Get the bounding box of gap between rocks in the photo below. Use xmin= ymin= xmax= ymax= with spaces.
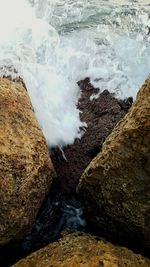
xmin=0 ymin=78 xmax=132 ymax=267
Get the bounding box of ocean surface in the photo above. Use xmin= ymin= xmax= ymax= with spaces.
xmin=0 ymin=0 xmax=150 ymax=146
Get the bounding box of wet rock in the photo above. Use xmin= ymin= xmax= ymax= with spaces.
xmin=0 ymin=78 xmax=55 ymax=245
xmin=12 ymin=232 xmax=150 ymax=267
xmin=51 ymin=78 xmax=132 ymax=194
xmin=78 ymin=77 xmax=150 ymax=253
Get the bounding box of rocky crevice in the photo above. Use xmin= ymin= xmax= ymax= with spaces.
xmin=0 ymin=78 xmax=132 ymax=266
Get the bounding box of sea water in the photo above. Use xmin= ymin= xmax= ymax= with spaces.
xmin=0 ymin=0 xmax=149 ymax=146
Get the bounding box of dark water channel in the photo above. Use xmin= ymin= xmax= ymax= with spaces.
xmin=0 ymin=177 xmax=86 ymax=267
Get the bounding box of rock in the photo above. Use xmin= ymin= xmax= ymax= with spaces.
xmin=51 ymin=78 xmax=132 ymax=194
xmin=0 ymin=78 xmax=55 ymax=245
xmin=77 ymin=77 xmax=150 ymax=253
xmin=12 ymin=232 xmax=150 ymax=267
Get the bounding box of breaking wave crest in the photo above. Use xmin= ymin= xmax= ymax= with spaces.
xmin=0 ymin=0 xmax=149 ymax=146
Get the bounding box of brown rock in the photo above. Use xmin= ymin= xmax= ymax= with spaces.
xmin=51 ymin=78 xmax=132 ymax=194
xmin=0 ymin=78 xmax=55 ymax=245
xmin=77 ymin=77 xmax=150 ymax=252
xmin=12 ymin=232 xmax=150 ymax=267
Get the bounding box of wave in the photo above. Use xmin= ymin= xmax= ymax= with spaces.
xmin=0 ymin=0 xmax=149 ymax=146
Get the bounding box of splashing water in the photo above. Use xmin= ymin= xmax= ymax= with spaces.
xmin=0 ymin=0 xmax=149 ymax=146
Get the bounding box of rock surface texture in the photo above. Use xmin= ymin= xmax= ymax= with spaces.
xmin=78 ymin=77 xmax=150 ymax=253
xmin=51 ymin=78 xmax=132 ymax=194
xmin=0 ymin=78 xmax=55 ymax=245
xmin=12 ymin=232 xmax=150 ymax=267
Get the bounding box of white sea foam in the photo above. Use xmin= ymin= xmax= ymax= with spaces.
xmin=0 ymin=0 xmax=149 ymax=146
xmin=0 ymin=0 xmax=84 ymax=147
